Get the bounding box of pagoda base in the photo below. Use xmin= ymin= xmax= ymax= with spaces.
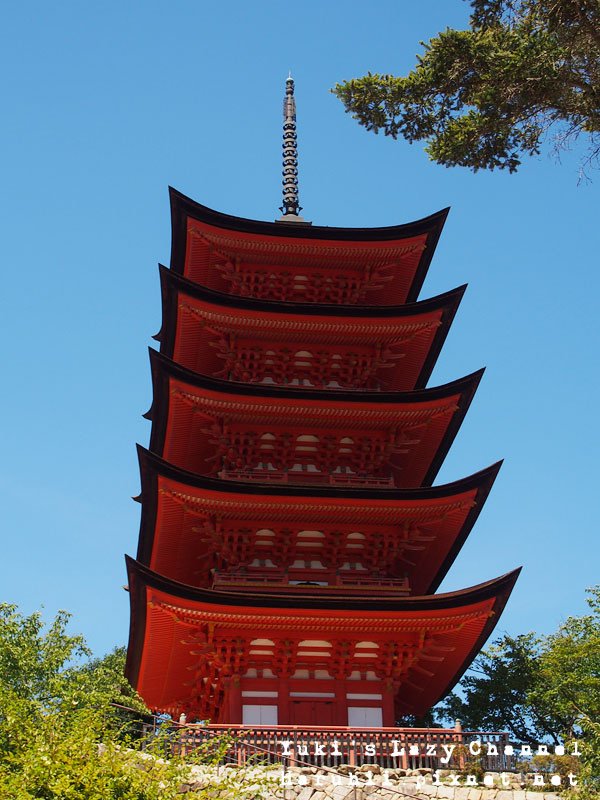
xmin=151 ymin=721 xmax=512 ymax=773
xmin=226 ymin=676 xmax=395 ymax=727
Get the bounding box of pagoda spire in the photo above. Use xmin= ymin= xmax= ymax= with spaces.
xmin=278 ymin=73 xmax=309 ymax=223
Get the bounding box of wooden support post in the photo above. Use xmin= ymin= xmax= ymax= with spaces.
xmin=382 ymin=680 xmax=395 ymax=728
xmin=335 ymin=681 xmax=347 ymax=726
xmin=227 ymin=676 xmax=242 ymax=724
xmin=278 ymin=678 xmax=289 ymax=724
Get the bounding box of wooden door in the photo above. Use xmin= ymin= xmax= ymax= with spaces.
xmin=290 ymin=700 xmax=335 ymax=725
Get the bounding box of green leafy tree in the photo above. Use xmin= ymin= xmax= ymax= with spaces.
xmin=0 ymin=605 xmax=88 ymax=710
xmin=0 ymin=604 xmax=275 ymax=799
xmin=531 ymin=587 xmax=600 ymax=793
xmin=333 ymin=0 xmax=600 ymax=174
xmin=0 ymin=604 xmax=182 ymax=799
xmin=531 ymin=587 xmax=600 ymax=732
xmin=437 ymin=632 xmax=566 ymax=742
xmin=0 ymin=605 xmax=145 ymax=757
xmin=438 ymin=588 xmax=600 ymax=794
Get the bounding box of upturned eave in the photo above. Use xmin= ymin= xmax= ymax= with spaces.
xmin=156 ymin=264 xmax=466 ymax=390
xmin=124 ymin=554 xmax=520 ymax=716
xmin=135 ymin=445 xmax=501 ymax=596
xmin=146 ymin=349 xmax=483 ymax=488
xmin=169 ymin=188 xmax=449 ymax=304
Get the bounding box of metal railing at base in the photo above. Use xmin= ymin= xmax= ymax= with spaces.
xmin=119 ymin=708 xmax=512 ymax=773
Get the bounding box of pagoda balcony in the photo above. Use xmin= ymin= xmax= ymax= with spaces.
xmin=219 ymin=468 xmax=395 ymax=488
xmin=211 ymin=568 xmax=410 ymax=596
xmin=152 ymin=721 xmax=512 ymax=773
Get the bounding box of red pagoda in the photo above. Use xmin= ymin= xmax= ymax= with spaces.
xmin=125 ymin=76 xmax=519 ymax=727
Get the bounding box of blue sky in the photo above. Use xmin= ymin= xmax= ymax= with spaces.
xmin=1 ymin=0 xmax=598 ymax=658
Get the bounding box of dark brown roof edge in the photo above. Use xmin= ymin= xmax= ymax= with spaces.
xmin=125 ymin=552 xmax=520 ymax=705
xmin=148 ymin=347 xmax=484 ymax=406
xmin=134 ymin=443 xmax=502 ymax=566
xmin=137 ymin=443 xmax=501 ymax=500
xmin=156 ymin=261 xmax=466 ymax=336
xmin=424 ymin=566 xmax=521 ymax=713
xmin=424 ymin=462 xmax=500 ymax=594
xmin=169 ymin=186 xmax=450 ymax=242
xmin=126 ymin=553 xmax=521 ymax=612
xmin=421 ymin=367 xmax=484 ymax=486
xmin=124 ymin=554 xmax=148 ymax=690
xmin=415 ymin=285 xmax=464 ymax=389
xmin=146 ymin=349 xmax=484 ymax=465
xmin=168 ymin=188 xmax=449 ymax=302
xmin=156 ymin=266 xmax=465 ymax=389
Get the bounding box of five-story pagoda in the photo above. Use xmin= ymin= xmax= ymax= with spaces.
xmin=125 ymin=76 xmax=519 ymax=727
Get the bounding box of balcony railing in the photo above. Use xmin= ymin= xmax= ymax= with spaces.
xmin=212 ymin=569 xmax=410 ymax=595
xmin=220 ymin=469 xmax=394 ymax=488
xmin=138 ymin=718 xmax=513 ymax=772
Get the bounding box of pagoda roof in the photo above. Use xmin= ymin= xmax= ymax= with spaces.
xmin=169 ymin=188 xmax=449 ymax=304
xmin=147 ymin=349 xmax=483 ymax=488
xmin=125 ymin=555 xmax=520 ymax=717
xmin=135 ymin=445 xmax=501 ymax=596
xmin=156 ymin=265 xmax=466 ymax=391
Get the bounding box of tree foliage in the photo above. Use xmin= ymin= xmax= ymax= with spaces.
xmin=531 ymin=587 xmax=600 ymax=732
xmin=437 ymin=632 xmax=567 ymax=742
xmin=437 ymin=587 xmax=600 ymax=794
xmin=531 ymin=587 xmax=600 ymax=792
xmin=0 ymin=604 xmax=271 ymax=799
xmin=333 ymin=0 xmax=600 ymax=173
xmin=0 ymin=603 xmax=177 ymax=799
